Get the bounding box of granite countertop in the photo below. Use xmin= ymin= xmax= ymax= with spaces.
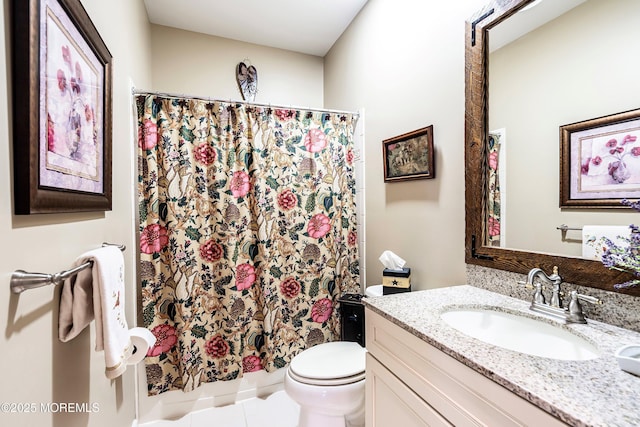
xmin=363 ymin=285 xmax=640 ymax=427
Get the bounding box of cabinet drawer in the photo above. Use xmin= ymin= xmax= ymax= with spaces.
xmin=366 ymin=308 xmax=567 ymax=427
xmin=366 ymin=353 xmax=452 ymax=427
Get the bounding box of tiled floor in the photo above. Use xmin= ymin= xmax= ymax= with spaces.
xmin=139 ymin=391 xmax=300 ymax=427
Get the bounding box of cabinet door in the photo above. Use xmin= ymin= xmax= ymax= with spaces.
xmin=366 ymin=353 xmax=453 ymax=427
xmin=366 ymin=308 xmax=568 ymax=427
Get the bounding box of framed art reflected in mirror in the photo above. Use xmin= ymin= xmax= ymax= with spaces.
xmin=560 ymin=108 xmax=640 ymax=208
xmin=12 ymin=0 xmax=112 ymax=214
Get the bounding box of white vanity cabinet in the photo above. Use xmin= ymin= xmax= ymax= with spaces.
xmin=365 ymin=308 xmax=567 ymax=427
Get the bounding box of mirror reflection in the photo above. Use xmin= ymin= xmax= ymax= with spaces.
xmin=486 ymin=0 xmax=639 ymax=258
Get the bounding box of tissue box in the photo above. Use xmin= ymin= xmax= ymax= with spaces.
xmin=382 ymin=268 xmax=411 ymax=295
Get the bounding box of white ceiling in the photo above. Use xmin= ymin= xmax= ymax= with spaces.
xmin=143 ymin=0 xmax=369 ymax=57
xmin=490 ymin=0 xmax=586 ymax=52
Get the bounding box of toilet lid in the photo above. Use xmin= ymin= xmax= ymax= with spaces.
xmin=289 ymin=341 xmax=366 ymax=386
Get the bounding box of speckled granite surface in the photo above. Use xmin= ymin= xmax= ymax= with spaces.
xmin=467 ymin=264 xmax=640 ymax=333
xmin=363 ymin=285 xmax=640 ymax=427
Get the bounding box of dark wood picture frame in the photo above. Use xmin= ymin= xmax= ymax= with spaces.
xmin=383 ymin=125 xmax=435 ymax=182
xmin=560 ymin=108 xmax=640 ymax=208
xmin=12 ymin=0 xmax=112 ymax=214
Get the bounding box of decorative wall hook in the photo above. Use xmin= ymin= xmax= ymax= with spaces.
xmin=236 ymin=61 xmax=258 ymax=102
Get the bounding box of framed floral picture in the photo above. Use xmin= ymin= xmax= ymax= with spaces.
xmin=12 ymin=0 xmax=112 ymax=214
xmin=560 ymin=109 xmax=640 ymax=208
xmin=383 ymin=126 xmax=435 ymax=182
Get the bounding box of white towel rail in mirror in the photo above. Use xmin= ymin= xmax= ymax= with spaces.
xmin=10 ymin=243 xmax=126 ymax=294
xmin=557 ymin=225 xmax=582 ymax=232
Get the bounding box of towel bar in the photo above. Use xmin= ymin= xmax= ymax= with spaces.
xmin=557 ymin=224 xmax=582 ymax=232
xmin=10 ymin=243 xmax=126 ymax=294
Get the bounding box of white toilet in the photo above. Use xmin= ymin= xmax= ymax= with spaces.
xmin=284 ymin=294 xmax=367 ymax=427
xmin=284 ymin=341 xmax=366 ymax=427
xmin=364 ymin=285 xmax=383 ymax=298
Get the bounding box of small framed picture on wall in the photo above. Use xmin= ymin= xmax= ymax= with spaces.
xmin=383 ymin=125 xmax=435 ymax=182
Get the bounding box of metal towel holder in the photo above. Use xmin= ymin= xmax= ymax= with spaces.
xmin=557 ymin=224 xmax=582 ymax=232
xmin=10 ymin=243 xmax=126 ymax=294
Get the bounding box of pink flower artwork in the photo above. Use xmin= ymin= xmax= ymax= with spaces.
xmin=307 ymin=213 xmax=331 ymax=239
xmin=44 ymin=36 xmax=100 ymax=171
xmin=236 ymin=263 xmax=256 ymax=290
xmin=580 ymin=132 xmax=640 ymax=186
xmin=56 ymin=69 xmax=67 ymax=92
xmin=84 ymin=104 xmax=94 ymax=123
xmin=61 ymin=45 xmax=71 ymax=66
xmin=47 ymin=114 xmax=56 ymax=152
xmin=140 ymin=224 xmax=169 ymax=254
xmin=311 ymin=298 xmax=333 ymax=323
xmin=147 ymin=324 xmax=178 ymax=357
xmin=74 ymin=62 xmax=83 ymax=83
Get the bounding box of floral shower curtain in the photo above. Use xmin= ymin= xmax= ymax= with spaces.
xmin=135 ymin=94 xmax=360 ymax=395
xmin=487 ymin=131 xmax=501 ymax=246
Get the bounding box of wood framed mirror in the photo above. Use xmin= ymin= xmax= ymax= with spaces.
xmin=464 ymin=0 xmax=640 ymax=296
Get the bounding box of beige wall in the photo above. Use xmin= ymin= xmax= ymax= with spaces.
xmin=324 ymin=0 xmax=487 ymax=290
xmin=148 ymin=25 xmax=324 ymax=107
xmin=0 ymin=0 xmax=152 ymax=426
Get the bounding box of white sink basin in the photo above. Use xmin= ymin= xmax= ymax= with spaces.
xmin=441 ymin=308 xmax=600 ymax=360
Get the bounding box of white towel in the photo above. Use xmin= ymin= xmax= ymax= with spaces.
xmin=58 ymin=246 xmax=132 ymax=379
xmin=582 ymin=225 xmax=630 ymax=260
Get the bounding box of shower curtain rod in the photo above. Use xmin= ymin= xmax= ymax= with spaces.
xmin=132 ymin=88 xmax=360 ymax=118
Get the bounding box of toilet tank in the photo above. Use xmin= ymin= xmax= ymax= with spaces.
xmin=338 ymin=294 xmax=365 ymax=347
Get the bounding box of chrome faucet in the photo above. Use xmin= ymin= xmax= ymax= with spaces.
xmin=521 ymin=267 xmax=601 ymax=324
xmin=527 ymin=267 xmax=562 ymax=307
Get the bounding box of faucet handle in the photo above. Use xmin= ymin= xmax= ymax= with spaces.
xmin=518 ymin=280 xmax=546 ymax=304
xmin=574 ymin=292 xmax=602 ymax=306
xmin=517 ymin=280 xmax=544 ymax=289
xmin=532 ymin=283 xmax=546 ymax=304
xmin=567 ymin=291 xmax=601 ymax=323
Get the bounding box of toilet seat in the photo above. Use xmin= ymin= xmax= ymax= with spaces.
xmin=289 ymin=341 xmax=366 ymax=386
